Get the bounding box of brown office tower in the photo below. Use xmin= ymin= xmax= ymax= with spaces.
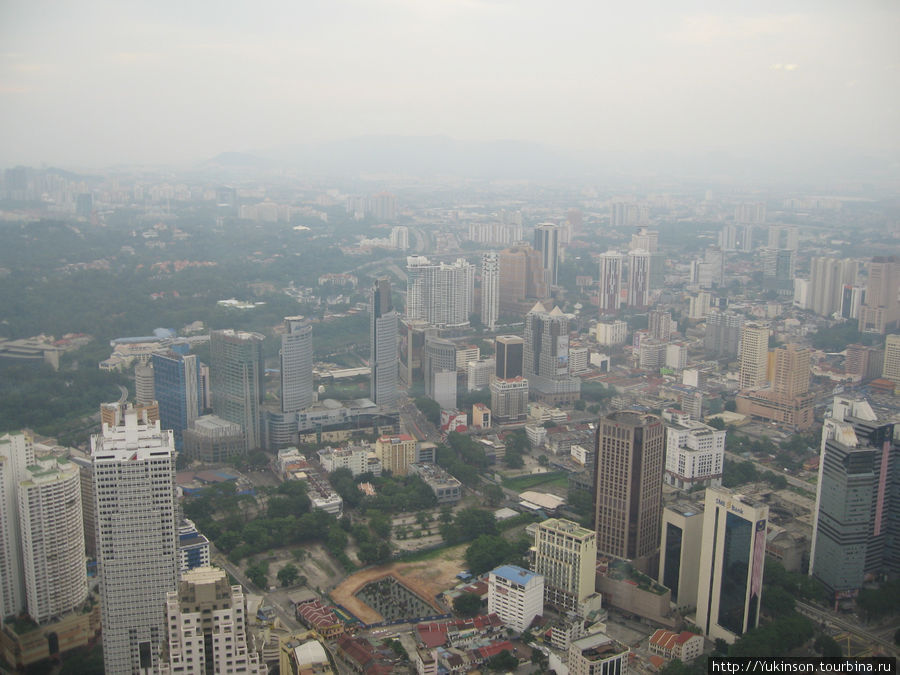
xmin=495 ymin=335 xmax=524 ymax=379
xmin=594 ymin=411 xmax=665 ymax=573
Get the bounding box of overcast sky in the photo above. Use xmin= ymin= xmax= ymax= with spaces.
xmin=1 ymin=0 xmax=898 ymax=169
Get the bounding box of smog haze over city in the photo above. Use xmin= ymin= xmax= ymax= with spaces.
xmin=1 ymin=1 xmax=900 ymax=674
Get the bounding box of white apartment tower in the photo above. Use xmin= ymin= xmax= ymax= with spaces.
xmin=481 ymin=251 xmax=500 ymax=331
xmin=534 ymin=223 xmax=560 ymax=288
xmin=487 ymin=565 xmax=544 ymax=633
xmin=0 ymin=432 xmax=32 ymax=620
xmin=597 ymin=251 xmax=623 ymax=313
xmin=281 ymin=316 xmax=314 ymax=413
xmin=370 ymin=278 xmax=399 ymax=407
xmin=627 ymin=250 xmax=651 ymax=308
xmin=406 ymin=256 xmax=474 ymax=328
xmin=158 ymin=567 xmax=267 ymax=674
xmin=92 ymin=408 xmax=178 ymax=674
xmin=533 ymin=518 xmax=597 ymax=613
xmin=18 ymin=456 xmax=87 ymax=624
xmin=739 ymin=323 xmax=769 ymax=389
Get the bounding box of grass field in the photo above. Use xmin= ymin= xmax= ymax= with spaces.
xmin=502 ymin=471 xmax=569 ymax=492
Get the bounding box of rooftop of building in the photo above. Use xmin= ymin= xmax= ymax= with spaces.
xmin=490 ymin=564 xmax=540 ymax=585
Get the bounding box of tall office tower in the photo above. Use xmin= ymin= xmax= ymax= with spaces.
xmin=658 ymin=502 xmax=704 ymax=610
xmin=689 ymin=291 xmax=712 ymax=320
xmin=883 ymin=334 xmax=900 ymax=385
xmin=734 ymin=202 xmax=766 ymax=225
xmin=370 ymin=279 xmax=399 ymax=407
xmin=423 ymin=336 xmax=457 ymax=408
xmin=810 ymin=396 xmax=899 ymax=604
xmin=18 ymin=456 xmax=87 ymax=624
xmin=766 ymin=225 xmax=783 ymax=249
xmin=533 ymin=518 xmax=597 ymax=613
xmin=0 ymin=432 xmax=33 ymax=619
xmin=406 ymin=256 xmax=474 ymax=328
xmin=370 ymin=191 xmax=398 ymax=220
xmin=281 ymin=317 xmax=313 ymax=413
xmin=762 ymin=248 xmax=795 ymax=295
xmin=210 ymin=329 xmax=265 ymax=452
xmin=696 ymin=486 xmax=768 ymax=644
xmin=597 ymin=250 xmax=623 ymax=313
xmin=135 ymin=362 xmax=156 ymax=405
xmin=390 ymin=225 xmax=409 ymax=250
xmin=738 ymin=323 xmax=769 ymax=389
xmin=809 ymin=257 xmax=858 ymax=317
xmin=490 ymin=377 xmax=529 ymax=423
xmin=610 ymin=201 xmax=648 ymax=227
xmin=498 ymin=245 xmax=548 ymax=314
xmin=593 ymin=411 xmax=665 ymax=569
xmin=630 ymin=226 xmax=658 ymax=253
xmin=399 ymin=319 xmax=435 ymax=386
xmin=704 ymin=246 xmax=725 ymax=286
xmin=152 ymin=350 xmax=201 ymax=451
xmin=772 ymin=344 xmax=810 ymax=398
xmin=157 ymin=567 xmax=266 ymax=675
xmin=495 ymin=335 xmax=524 ymax=379
xmin=648 ymin=309 xmax=676 ymax=341
xmin=92 ymin=408 xmax=178 ymax=673
xmin=524 ymin=303 xmax=581 ymax=404
xmin=534 ymin=222 xmax=560 ymax=287
xmin=859 ymin=256 xmax=900 ymax=334
xmin=719 ymin=224 xmax=738 ymax=251
xmin=785 ymin=226 xmax=799 ymax=251
xmin=664 ymin=417 xmax=725 ymax=490
xmin=845 ymin=344 xmax=884 ymax=383
xmin=739 ymin=223 xmax=755 ymax=251
xmin=481 ymin=251 xmax=499 ymax=331
xmin=627 ymin=250 xmax=651 ymax=308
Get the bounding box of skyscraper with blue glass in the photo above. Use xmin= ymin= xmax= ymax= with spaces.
xmin=152 ymin=350 xmax=201 ymax=451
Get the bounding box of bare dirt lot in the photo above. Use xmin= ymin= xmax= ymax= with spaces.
xmin=329 ymin=545 xmax=466 ymax=624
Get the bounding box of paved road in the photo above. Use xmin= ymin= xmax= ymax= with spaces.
xmin=796 ymin=601 xmax=898 ymax=656
xmin=212 ymin=549 xmax=302 ymax=633
xmin=116 ymin=384 xmax=128 ymax=403
xmin=724 ymin=450 xmax=816 ymax=494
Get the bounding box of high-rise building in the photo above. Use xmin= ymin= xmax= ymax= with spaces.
xmin=183 ymin=415 xmax=246 ymax=463
xmin=532 ymin=518 xmax=597 ymax=613
xmin=487 ymin=565 xmax=544 ymax=633
xmin=845 ymin=343 xmax=884 ymax=383
xmin=809 ymin=257 xmax=858 ymax=318
xmin=210 ymin=329 xmax=265 ymax=452
xmin=859 ymin=256 xmax=900 ymax=334
xmin=490 ymin=376 xmax=529 ymax=423
xmin=498 ymin=245 xmax=548 ymax=314
xmin=810 ymin=396 xmax=899 ymax=605
xmin=423 ymin=336 xmax=457 ymax=408
xmin=738 ymin=323 xmax=769 ymax=389
xmin=524 ymin=303 xmax=580 ymax=405
xmin=281 ymin=317 xmax=313 ymax=413
xmin=480 ymin=251 xmax=499 ymax=331
xmin=157 ymin=567 xmax=266 ymax=674
xmin=135 ymin=362 xmax=156 ymax=405
xmin=370 ymin=279 xmax=399 ymax=407
xmin=648 ymin=309 xmax=676 ymax=341
xmin=772 ymin=344 xmax=810 ymax=398
xmin=597 ymin=251 xmax=623 ymax=313
xmin=152 ymin=350 xmax=201 ymax=451
xmin=610 ymin=201 xmax=648 ymax=227
xmin=664 ymin=416 xmax=725 ymax=490
xmin=495 ymin=335 xmax=524 ymax=380
xmin=0 ymin=432 xmax=32 ymax=619
xmin=696 ymin=486 xmax=768 ymax=644
xmin=658 ymin=502 xmax=704 ymax=610
xmin=534 ymin=223 xmax=560 ymax=287
xmin=734 ymin=202 xmax=766 ymax=224
xmin=18 ymin=456 xmax=87 ymax=624
xmin=631 ymin=227 xmax=658 ymax=253
xmin=406 ymin=256 xmax=474 ymax=328
xmin=627 ymin=250 xmax=651 ymax=308
xmin=593 ymin=411 xmax=665 ymax=568
xmin=883 ymin=334 xmax=900 ymax=385
xmin=374 ymin=435 xmax=418 ymax=477
xmin=92 ymin=408 xmax=178 ymax=673
xmin=704 ymin=311 xmax=743 ymax=358
xmin=704 ymin=246 xmax=725 ymax=286
xmin=761 ymin=248 xmax=795 ymax=295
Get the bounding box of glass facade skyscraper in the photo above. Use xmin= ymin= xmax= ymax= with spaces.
xmin=152 ymin=350 xmax=201 ymax=451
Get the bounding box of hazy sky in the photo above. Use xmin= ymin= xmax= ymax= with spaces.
xmin=1 ymin=0 xmax=898 ymax=168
